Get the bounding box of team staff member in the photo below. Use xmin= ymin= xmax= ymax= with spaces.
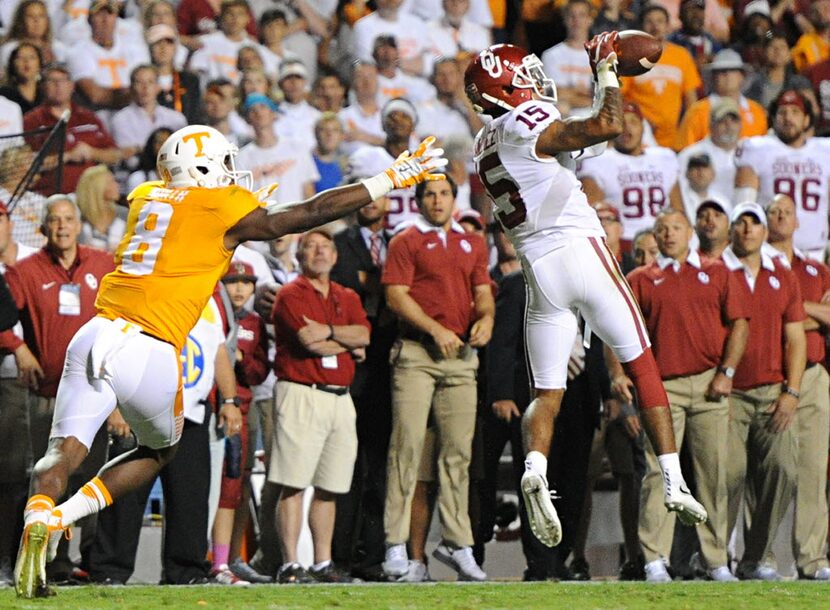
xmin=627 ymin=209 xmax=749 ymax=582
xmin=765 ymin=195 xmax=830 ymax=581
xmin=721 ymin=202 xmax=807 ymax=581
xmin=0 ymin=196 xmax=115 ymax=457
xmin=381 ymin=176 xmax=493 ymax=582
xmin=0 ymin=195 xmax=115 ymax=578
xmin=270 ymin=229 xmax=370 ymax=584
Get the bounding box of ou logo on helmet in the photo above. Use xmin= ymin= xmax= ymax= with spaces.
xmin=481 ymin=51 xmax=503 ymax=78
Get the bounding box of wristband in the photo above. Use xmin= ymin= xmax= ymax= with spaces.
xmin=361 ymin=172 xmax=395 ymax=201
xmin=596 ymin=64 xmax=620 ymax=89
xmin=223 ymin=397 xmax=241 ymax=407
xmin=328 ymin=324 xmax=335 ymax=340
xmin=784 ymin=387 xmax=800 ymax=399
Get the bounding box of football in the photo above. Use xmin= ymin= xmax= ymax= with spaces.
xmin=616 ymin=30 xmax=663 ymax=76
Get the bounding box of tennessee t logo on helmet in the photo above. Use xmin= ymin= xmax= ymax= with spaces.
xmin=181 ymin=131 xmax=212 ymax=158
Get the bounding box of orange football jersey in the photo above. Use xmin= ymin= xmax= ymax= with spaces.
xmin=96 ymin=181 xmax=260 ymax=350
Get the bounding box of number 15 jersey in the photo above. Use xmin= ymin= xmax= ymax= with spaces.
xmin=472 ymin=99 xmax=604 ymax=265
xmin=95 ymin=181 xmax=260 ymax=351
xmin=735 ymin=135 xmax=830 ymax=253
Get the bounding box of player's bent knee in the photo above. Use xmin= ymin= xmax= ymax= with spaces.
xmin=39 ymin=436 xmax=90 ymax=473
xmin=620 ymin=348 xmax=668 ymax=410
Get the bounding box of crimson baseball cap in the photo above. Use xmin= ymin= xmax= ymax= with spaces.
xmin=593 ymin=201 xmax=621 ymax=222
xmin=776 ymin=90 xmax=807 ymax=113
xmin=223 ymin=261 xmax=257 ymax=283
xmin=457 ymin=209 xmax=484 ymax=229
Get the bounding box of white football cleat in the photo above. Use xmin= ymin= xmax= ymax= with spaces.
xmin=520 ymin=470 xmax=562 ymax=548
xmin=664 ymin=483 xmax=708 ymax=526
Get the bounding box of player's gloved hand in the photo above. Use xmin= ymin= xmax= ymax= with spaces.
xmin=585 ymin=31 xmax=620 ymax=78
xmin=254 ymin=182 xmax=279 ymax=202
xmin=384 ymin=136 xmax=448 ymax=189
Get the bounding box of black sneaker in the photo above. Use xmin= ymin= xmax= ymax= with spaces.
xmin=309 ymin=563 xmax=360 ymax=583
xmin=568 ymin=557 xmax=591 ymax=581
xmin=619 ymin=558 xmax=645 ymax=581
xmin=278 ymin=563 xmax=314 ymax=584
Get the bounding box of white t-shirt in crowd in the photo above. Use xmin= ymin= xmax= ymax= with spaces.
xmin=236 ymin=137 xmax=320 ymax=200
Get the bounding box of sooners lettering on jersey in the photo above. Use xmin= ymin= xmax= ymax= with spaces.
xmin=577 ymin=147 xmax=679 ymax=241
xmin=735 ymin=135 xmax=830 ymax=252
xmin=348 ymin=145 xmax=418 ymax=228
xmin=472 ymin=99 xmax=603 ymax=265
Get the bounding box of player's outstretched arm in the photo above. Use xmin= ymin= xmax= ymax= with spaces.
xmin=536 ymin=32 xmax=624 ymax=156
xmin=225 ymin=137 xmax=447 ymax=247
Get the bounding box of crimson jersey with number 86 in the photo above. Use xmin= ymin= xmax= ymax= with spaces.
xmin=472 ymin=99 xmax=604 ymax=264
xmin=577 ymin=146 xmax=679 ymax=242
xmin=735 ymin=135 xmax=830 ymax=253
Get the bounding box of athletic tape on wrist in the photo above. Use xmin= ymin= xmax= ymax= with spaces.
xmin=597 ymin=64 xmax=620 ymax=89
xmin=361 ymin=172 xmax=395 ymax=200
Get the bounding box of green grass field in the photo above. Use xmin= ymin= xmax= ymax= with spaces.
xmin=3 ymin=582 xmax=829 ymax=610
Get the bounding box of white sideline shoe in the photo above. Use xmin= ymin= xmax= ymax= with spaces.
xmin=383 ymin=544 xmax=409 ymax=577
xmin=432 ymin=544 xmax=486 ymax=582
xmin=644 ymin=559 xmax=672 ymax=583
xmin=708 ymin=566 xmax=738 ymax=582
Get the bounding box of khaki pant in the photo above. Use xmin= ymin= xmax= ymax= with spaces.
xmin=792 ymin=364 xmax=830 ymax=576
xmin=384 ymin=339 xmax=478 ymax=548
xmin=727 ymin=384 xmax=798 ymax=570
xmin=638 ymin=368 xmax=730 ymax=568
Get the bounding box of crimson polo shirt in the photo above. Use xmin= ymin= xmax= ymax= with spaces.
xmin=382 ymin=218 xmax=490 ymax=337
xmin=23 ymin=103 xmax=117 ymax=194
xmin=627 ymin=250 xmax=751 ymax=379
xmin=272 ymin=275 xmax=370 ymax=387
xmin=722 ymin=247 xmax=806 ymax=391
xmin=0 ymin=245 xmax=115 ymax=397
xmin=770 ymin=247 xmax=830 ymax=365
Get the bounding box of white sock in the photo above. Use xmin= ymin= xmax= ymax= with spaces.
xmin=312 ymin=560 xmax=331 ymax=571
xmin=54 ymin=476 xmax=113 ymax=527
xmin=525 ymin=451 xmax=548 ymax=476
xmin=657 ymin=452 xmax=683 ymax=490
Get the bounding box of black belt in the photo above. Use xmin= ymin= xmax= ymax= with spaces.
xmin=292 ymin=381 xmax=349 ymax=396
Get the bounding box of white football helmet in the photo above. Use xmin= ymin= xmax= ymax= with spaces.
xmin=157 ymin=125 xmax=251 ymax=189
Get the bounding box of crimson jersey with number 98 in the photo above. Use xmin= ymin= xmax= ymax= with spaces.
xmin=735 ymin=135 xmax=830 ymax=252
xmin=472 ymin=99 xmax=604 ymax=265
xmin=577 ymin=146 xmax=679 ymax=241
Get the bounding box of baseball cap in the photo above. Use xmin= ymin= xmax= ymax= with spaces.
xmin=243 ymin=92 xmax=279 ymax=114
xmin=687 ymin=153 xmax=711 ymax=168
xmin=146 ymin=24 xmax=177 ymax=45
xmin=776 ymin=89 xmax=807 ymax=113
xmin=593 ymin=201 xmax=621 ymax=222
xmin=278 ymin=61 xmax=308 ymax=82
xmin=743 ymin=0 xmax=771 ymax=18
xmin=708 ymin=49 xmax=746 ymax=72
xmin=382 ymin=97 xmax=418 ymax=125
xmin=730 ymin=202 xmax=767 ymax=226
xmin=711 ymin=98 xmax=741 ymax=122
xmin=89 ymin=0 xmax=119 ymax=14
xmin=223 ymin=261 xmax=257 ymax=283
xmin=457 ymin=209 xmax=484 ymax=230
xmin=696 ymin=198 xmax=729 ymax=217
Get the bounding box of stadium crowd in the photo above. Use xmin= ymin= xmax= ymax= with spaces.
xmin=1 ymin=0 xmax=830 ymax=588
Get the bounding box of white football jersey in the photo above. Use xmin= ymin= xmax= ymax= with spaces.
xmin=577 ymin=146 xmax=679 ymax=241
xmin=472 ymin=99 xmax=604 ymax=264
xmin=735 ymin=135 xmax=830 ymax=252
xmin=348 ymin=145 xmax=419 ymax=228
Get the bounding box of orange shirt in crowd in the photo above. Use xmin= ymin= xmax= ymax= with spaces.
xmin=675 ymin=95 xmax=768 ymax=150
xmin=621 ymin=42 xmax=702 ymax=149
